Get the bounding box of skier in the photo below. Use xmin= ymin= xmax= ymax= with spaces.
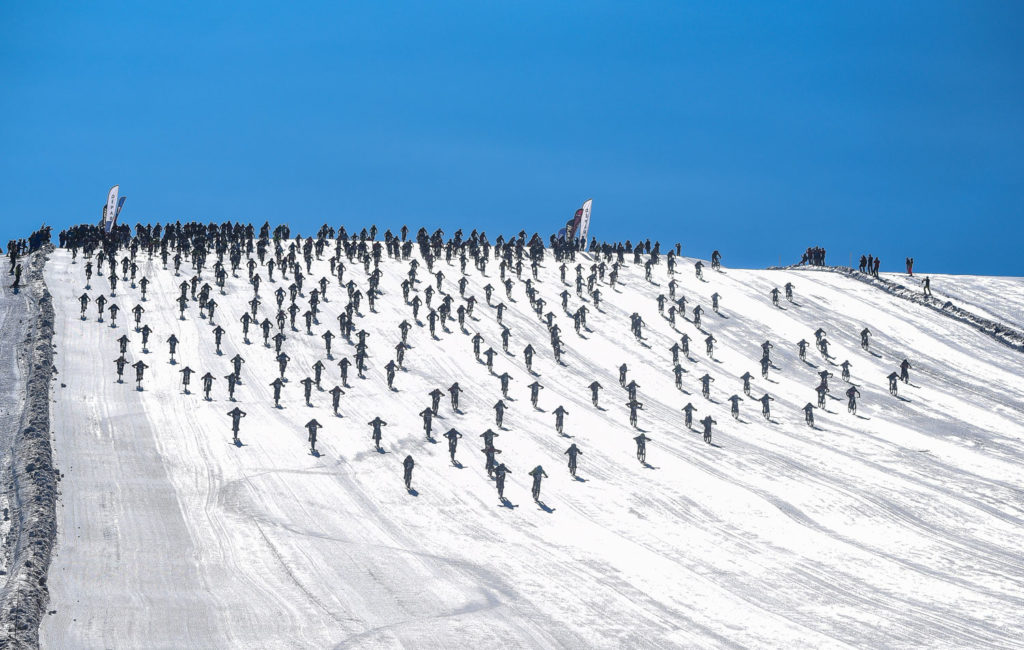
xmin=840 ymin=360 xmax=852 ymax=382
xmin=888 ymin=371 xmax=900 ymax=396
xmin=921 ymin=276 xmax=931 ymax=297
xmin=619 ymin=363 xmax=628 ymax=387
xmin=564 ymin=443 xmax=582 ymax=477
xmin=403 ymin=455 xmax=415 ymax=490
xmin=528 ymin=465 xmax=548 ymax=502
xmin=443 ymin=428 xmax=462 ymax=463
xmin=227 ymin=407 xmax=246 ymax=444
xmin=634 ymin=433 xmax=651 ymax=464
xmin=588 ymin=380 xmax=602 ymax=407
xmin=860 ymin=328 xmax=871 ymax=351
xmin=705 ymin=334 xmax=716 ymax=357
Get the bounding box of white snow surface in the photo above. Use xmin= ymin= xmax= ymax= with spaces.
xmin=40 ymin=248 xmax=1024 ymax=648
xmin=881 ymin=272 xmax=1024 ymax=332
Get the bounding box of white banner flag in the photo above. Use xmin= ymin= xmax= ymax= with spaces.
xmin=577 ymin=198 xmax=593 ymax=244
xmin=104 ymin=185 xmax=119 ymax=233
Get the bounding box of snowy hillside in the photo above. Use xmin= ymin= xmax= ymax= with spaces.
xmin=883 ymin=272 xmax=1024 ymax=331
xmin=38 ymin=244 xmax=1024 ymax=648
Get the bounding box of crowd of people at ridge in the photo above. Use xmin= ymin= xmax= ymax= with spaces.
xmin=802 ymin=248 xmax=927 ymax=294
xmin=4 ymin=225 xmax=53 ymax=258
xmin=3 ymin=226 xmax=53 ymax=290
xmin=859 ymin=254 xmax=882 ymax=277
xmin=799 ymin=246 xmax=827 ymax=266
xmin=858 ymin=253 xmax=934 ymax=297
xmin=10 ymin=218 xmax=923 ymax=508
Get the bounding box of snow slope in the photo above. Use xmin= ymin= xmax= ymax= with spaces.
xmin=0 ymin=250 xmax=57 ymax=648
xmin=40 ymin=245 xmax=1024 ymax=648
xmin=880 ymin=272 xmax=1024 ymax=332
xmin=0 ymin=264 xmax=33 ymax=583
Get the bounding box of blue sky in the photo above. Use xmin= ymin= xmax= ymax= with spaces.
xmin=2 ymin=2 xmax=1022 ymax=275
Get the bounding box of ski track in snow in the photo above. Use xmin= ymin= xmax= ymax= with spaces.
xmin=37 ymin=248 xmax=1024 ymax=648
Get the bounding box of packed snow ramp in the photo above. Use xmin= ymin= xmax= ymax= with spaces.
xmin=40 ymin=243 xmax=1024 ymax=648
